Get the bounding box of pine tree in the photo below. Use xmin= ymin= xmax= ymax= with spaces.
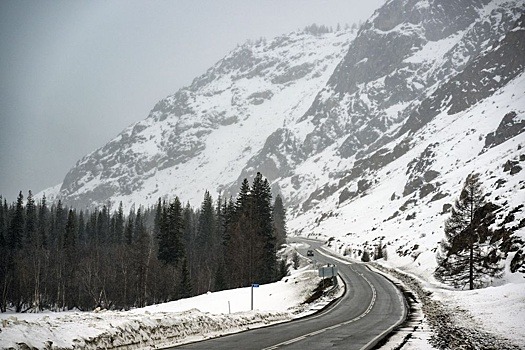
xmin=8 ymin=191 xmax=25 ymax=250
xmin=25 ymin=191 xmax=37 ymax=245
xmin=37 ymin=195 xmax=49 ymax=249
xmin=292 ymin=252 xmax=300 ymax=269
xmin=361 ymin=250 xmax=370 ymax=262
xmin=124 ymin=215 xmax=134 ymax=245
xmin=51 ymin=200 xmax=66 ymax=248
xmin=375 ymin=240 xmax=384 ymax=260
xmin=182 ymin=202 xmax=196 ymax=281
xmin=435 ymin=173 xmax=504 ymax=289
xmin=112 ymin=203 xmax=124 ymax=244
xmin=64 ymin=209 xmax=77 ymax=249
xmin=251 ymin=173 xmax=276 ymax=284
xmin=133 ymin=206 xmax=152 ymax=307
xmin=277 ymin=258 xmax=290 ymax=280
xmin=0 ymin=196 xmax=6 ymax=248
xmin=195 ymin=191 xmax=217 ymax=293
xmin=97 ymin=205 xmax=110 ymax=243
xmin=272 ymin=194 xmax=287 ymax=249
xmin=178 ymin=258 xmax=192 ymax=299
xmin=236 ymin=179 xmax=251 ymax=212
xmin=158 ymin=197 xmax=184 ymax=266
xmin=214 ymin=261 xmax=227 ymax=292
xmin=153 ymin=198 xmax=162 ymax=240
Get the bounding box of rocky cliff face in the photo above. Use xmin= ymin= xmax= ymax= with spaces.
xmin=231 ymin=0 xmax=524 ymax=213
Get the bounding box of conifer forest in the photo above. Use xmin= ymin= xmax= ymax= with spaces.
xmin=0 ymin=172 xmax=287 ymax=312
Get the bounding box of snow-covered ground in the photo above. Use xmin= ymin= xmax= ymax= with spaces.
xmin=0 ymin=245 xmax=341 ymax=350
xmin=284 ymin=69 xmax=525 ymax=348
xmin=319 ymin=242 xmax=525 ymax=349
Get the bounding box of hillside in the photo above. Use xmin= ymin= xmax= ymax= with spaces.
xmin=49 ymin=27 xmax=354 ymax=209
xmin=41 ymin=0 xmax=525 ymax=284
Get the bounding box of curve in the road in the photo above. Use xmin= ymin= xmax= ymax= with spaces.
xmin=262 ymin=250 xmax=380 ymax=350
xmin=169 ymin=240 xmax=407 ymax=350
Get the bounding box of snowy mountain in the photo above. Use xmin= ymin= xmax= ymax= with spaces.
xmin=51 ymin=28 xmax=354 ymax=209
xmin=43 ymin=0 xmax=525 ymax=279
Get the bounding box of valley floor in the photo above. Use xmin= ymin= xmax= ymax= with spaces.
xmin=1 ymin=242 xmax=523 ymax=350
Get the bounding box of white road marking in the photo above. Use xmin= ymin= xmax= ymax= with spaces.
xmin=261 ymin=247 xmax=377 ymax=350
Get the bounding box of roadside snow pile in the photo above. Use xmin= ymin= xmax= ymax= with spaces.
xmin=0 ymin=262 xmax=333 ymax=349
xmin=369 ymin=261 xmax=523 ymax=350
xmin=0 ymin=309 xmax=290 ymax=350
xmin=435 ymin=282 xmax=525 ymax=347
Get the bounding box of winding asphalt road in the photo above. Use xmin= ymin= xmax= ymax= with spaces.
xmin=169 ymin=238 xmax=407 ymax=350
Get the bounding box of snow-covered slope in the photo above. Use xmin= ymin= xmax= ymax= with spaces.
xmin=237 ymin=0 xmax=525 ymax=282
xmin=42 ymin=0 xmax=525 ymax=282
xmin=50 ymin=29 xmax=354 ymax=209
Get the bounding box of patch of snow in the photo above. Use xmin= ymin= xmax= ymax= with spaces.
xmin=0 ymin=256 xmax=341 ymax=349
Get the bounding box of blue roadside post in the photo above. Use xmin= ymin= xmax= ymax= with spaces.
xmin=251 ymin=283 xmax=259 ymax=310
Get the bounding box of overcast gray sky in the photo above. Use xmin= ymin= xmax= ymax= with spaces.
xmin=0 ymin=0 xmax=384 ymax=201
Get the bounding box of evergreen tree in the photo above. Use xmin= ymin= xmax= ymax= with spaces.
xmin=252 ymin=173 xmax=276 ymax=283
xmin=64 ymin=209 xmax=77 ymax=249
xmin=134 ymin=207 xmax=145 ymax=242
xmin=277 ymin=258 xmax=290 ymax=280
xmin=236 ymin=179 xmax=251 ymax=212
xmin=195 ymin=191 xmax=217 ymax=293
xmin=153 ymin=198 xmax=162 ymax=240
xmin=25 ymin=191 xmax=37 ymax=244
xmin=0 ymin=197 xmax=8 ymax=312
xmin=157 ymin=202 xmax=169 ymax=263
xmin=361 ymin=250 xmax=370 ymax=262
xmin=0 ymin=196 xmax=6 ymax=248
xmin=115 ymin=202 xmax=125 ymax=244
xmin=272 ymin=194 xmax=287 ymax=249
xmin=133 ymin=206 xmax=152 ymax=307
xmin=292 ymin=252 xmax=300 ymax=269
xmin=169 ymin=197 xmax=185 ymax=265
xmin=158 ymin=197 xmax=184 ymax=266
xmin=77 ymin=210 xmax=85 ymax=244
xmin=178 ymin=258 xmax=192 ymax=299
xmin=214 ymin=261 xmax=227 ymax=292
xmin=52 ymin=200 xmax=66 ymax=248
xmin=124 ymin=207 xmax=135 ymax=245
xmin=435 ymin=173 xmax=504 ymax=289
xmin=8 ymin=191 xmax=25 ymax=250
xmin=182 ymin=202 xmax=196 ymax=280
xmin=97 ymin=205 xmax=110 ymax=243
xmin=375 ymin=240 xmax=384 ymax=260
xmin=37 ymin=195 xmax=48 ymax=248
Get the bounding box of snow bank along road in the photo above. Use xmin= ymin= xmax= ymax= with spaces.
xmin=168 ymin=238 xmax=407 ymax=349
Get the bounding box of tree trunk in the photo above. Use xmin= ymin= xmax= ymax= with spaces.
xmin=469 ymin=241 xmax=474 ymax=290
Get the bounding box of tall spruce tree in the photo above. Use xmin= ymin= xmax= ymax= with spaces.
xmin=64 ymin=209 xmax=77 ymax=249
xmin=251 ymin=173 xmax=276 ymax=283
xmin=111 ymin=203 xmax=124 ymax=244
xmin=435 ymin=173 xmax=504 ymax=289
xmin=158 ymin=197 xmax=184 ymax=266
xmin=0 ymin=196 xmax=6 ymax=248
xmin=272 ymin=194 xmax=287 ymax=249
xmin=195 ymin=191 xmax=217 ymax=293
xmin=9 ymin=191 xmax=25 ymax=250
xmin=178 ymin=258 xmax=192 ymax=299
xmin=37 ymin=195 xmax=48 ymax=248
xmin=52 ymin=200 xmax=66 ymax=248
xmin=25 ymin=191 xmax=37 ymax=245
